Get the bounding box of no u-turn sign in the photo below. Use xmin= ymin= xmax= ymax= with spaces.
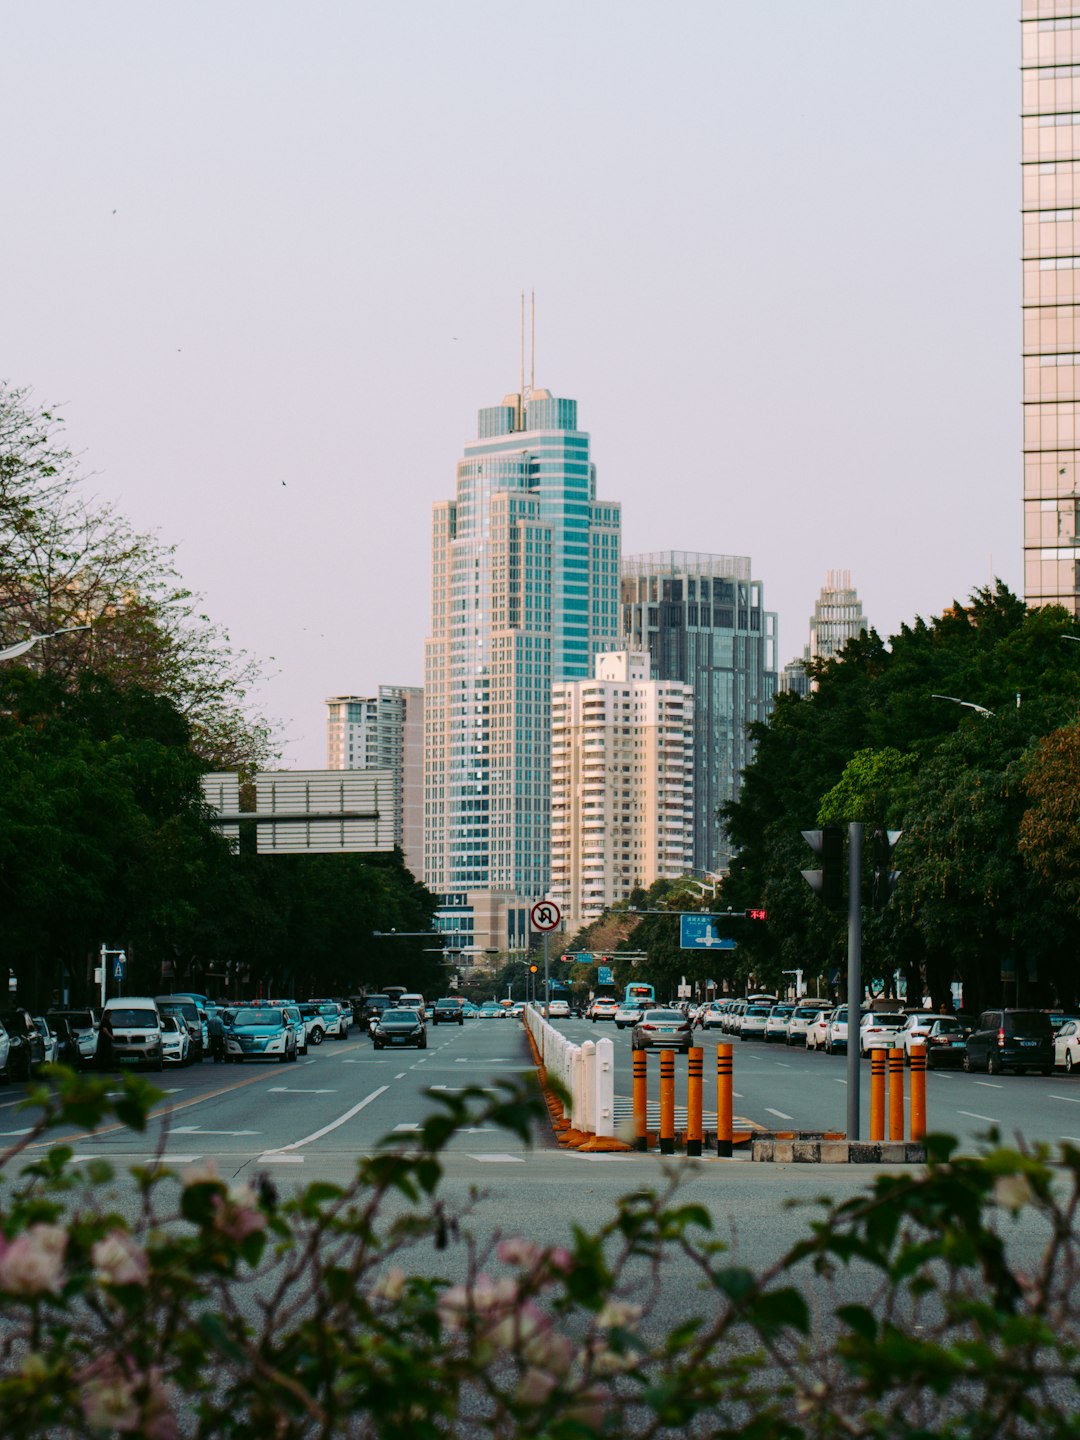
xmin=530 ymin=901 xmax=561 ymax=932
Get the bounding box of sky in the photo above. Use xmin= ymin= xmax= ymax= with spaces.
xmin=2 ymin=1 xmax=1019 ymax=768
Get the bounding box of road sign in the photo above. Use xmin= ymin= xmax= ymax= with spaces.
xmin=597 ymin=965 xmax=613 ymax=985
xmin=113 ymin=955 xmax=126 ymax=980
xmin=530 ymin=900 xmax=561 ymax=932
xmin=679 ymin=915 xmax=736 ymax=951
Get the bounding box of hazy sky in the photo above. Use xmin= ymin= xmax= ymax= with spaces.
xmin=3 ymin=2 xmax=1018 ymax=767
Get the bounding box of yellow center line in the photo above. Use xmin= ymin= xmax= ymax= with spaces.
xmin=24 ymin=1039 xmax=367 ymax=1149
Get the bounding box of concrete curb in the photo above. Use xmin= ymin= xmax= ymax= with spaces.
xmin=752 ymin=1135 xmax=926 ymax=1164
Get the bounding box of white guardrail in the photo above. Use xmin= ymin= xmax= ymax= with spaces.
xmin=524 ymin=1005 xmax=614 ymax=1139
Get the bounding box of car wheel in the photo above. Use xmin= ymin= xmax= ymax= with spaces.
xmin=419 ymin=1037 xmax=427 ymax=1049
xmin=309 ymin=1027 xmax=324 ymax=1046
xmin=1068 ymin=1050 xmax=1075 ymax=1074
xmin=962 ymin=1053 xmax=972 ymax=1071
xmin=278 ymin=1048 xmax=289 ymax=1063
xmin=987 ymin=1054 xmax=999 ymax=1076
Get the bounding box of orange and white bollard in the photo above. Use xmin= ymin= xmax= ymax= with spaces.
xmin=686 ymin=1047 xmax=703 ymax=1157
xmin=716 ymin=1043 xmax=733 ymax=1157
xmin=909 ymin=1044 xmax=927 ymax=1142
xmin=632 ymin=1050 xmax=648 ymax=1152
xmin=659 ymin=1049 xmax=676 ymax=1155
xmin=869 ymin=1047 xmax=886 ymax=1142
xmin=888 ymin=1047 xmax=905 ymax=1141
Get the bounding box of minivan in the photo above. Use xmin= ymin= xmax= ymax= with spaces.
xmin=963 ymin=1008 xmax=1054 ymax=1076
xmin=99 ymin=997 xmax=164 ymax=1070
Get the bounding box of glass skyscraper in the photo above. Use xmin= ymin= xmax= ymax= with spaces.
xmin=425 ymin=386 xmax=621 ymax=950
xmin=1023 ymin=4 xmax=1080 ymax=609
xmin=620 ymin=552 xmax=777 ymax=874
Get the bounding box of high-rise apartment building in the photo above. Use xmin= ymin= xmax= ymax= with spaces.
xmin=620 ymin=552 xmax=777 ymax=874
xmin=1022 ymin=3 xmax=1080 ymax=610
xmin=550 ymin=651 xmax=694 ymax=934
xmin=326 ymin=686 xmax=424 ymax=877
xmin=425 ymin=385 xmax=621 ymax=955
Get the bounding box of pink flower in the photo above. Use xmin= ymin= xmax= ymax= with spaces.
xmin=485 ymin=1298 xmax=549 ymax=1350
xmin=566 ymin=1382 xmax=611 ymax=1429
xmin=368 ymin=1265 xmax=406 ymax=1302
xmin=546 ymin=1246 xmax=574 ymax=1274
xmin=92 ymin=1231 xmax=149 ymax=1288
xmin=211 ymin=1183 xmax=266 ymax=1243
xmin=182 ymin=1158 xmax=221 ymax=1187
xmin=515 ymin=1367 xmax=558 ymax=1406
xmin=437 ymin=1274 xmax=519 ymax=1332
xmin=0 ymin=1223 xmax=67 ymax=1296
xmin=79 ymin=1361 xmax=177 ymax=1439
xmin=497 ymin=1236 xmax=544 ymax=1268
xmin=81 ymin=1368 xmax=140 ymax=1432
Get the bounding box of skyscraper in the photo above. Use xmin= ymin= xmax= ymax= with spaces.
xmin=325 ymin=686 xmax=424 ymax=877
xmin=425 ymin=384 xmax=621 ymax=955
xmin=808 ymin=570 xmax=867 ymax=663
xmin=620 ymin=552 xmax=777 ymax=874
xmin=1022 ymin=4 xmax=1080 ymax=611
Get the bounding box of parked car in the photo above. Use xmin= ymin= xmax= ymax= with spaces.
xmin=739 ymin=1002 xmax=772 ymax=1041
xmin=1048 ymin=1011 xmax=1080 ymax=1034
xmin=299 ymin=1002 xmax=345 ymax=1044
xmin=0 ymin=1019 xmax=10 ymax=1083
xmin=45 ymin=1015 xmax=82 ymax=1068
xmin=858 ymin=1012 xmax=908 ymax=1057
xmin=156 ymin=997 xmax=205 ymax=1062
xmin=764 ymin=1003 xmax=796 ymax=1044
xmin=920 ymin=1016 xmax=970 ymax=1068
xmin=432 ymin=998 xmax=466 ymax=1026
xmin=786 ymin=1003 xmax=829 ymax=1047
xmin=0 ymin=1007 xmax=47 ymax=1080
xmin=160 ymin=1013 xmax=191 ymax=1066
xmin=896 ymin=1012 xmax=935 ymax=1056
xmin=372 ymin=1008 xmax=427 ymax=1050
xmin=282 ymin=1004 xmax=309 ymax=1054
xmin=224 ymin=1006 xmax=298 ymax=1064
xmin=97 ymin=998 xmax=163 ymax=1071
xmin=47 ymin=1008 xmax=98 ymax=1068
xmin=31 ymin=1017 xmax=59 ymax=1065
xmin=825 ymin=1006 xmax=858 ymax=1055
xmin=804 ymin=1009 xmax=831 ymax=1051
xmin=1055 ymin=1019 xmax=1080 ymax=1072
xmin=630 ymin=1008 xmax=694 ymax=1052
xmin=696 ymin=1001 xmax=726 ymax=1030
xmin=964 ymin=1008 xmax=1054 ymax=1076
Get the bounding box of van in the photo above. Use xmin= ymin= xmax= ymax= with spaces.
xmin=399 ymin=993 xmax=426 ymax=1019
xmin=964 ymin=1008 xmax=1054 ymax=1076
xmin=99 ymin=997 xmax=163 ymax=1071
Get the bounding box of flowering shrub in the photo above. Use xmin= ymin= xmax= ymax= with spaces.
xmin=0 ymin=1067 xmax=1078 ymax=1436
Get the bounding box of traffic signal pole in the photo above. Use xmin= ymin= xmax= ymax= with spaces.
xmin=846 ymin=822 xmax=863 ymax=1141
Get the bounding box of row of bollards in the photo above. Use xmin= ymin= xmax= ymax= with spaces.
xmin=869 ymin=1046 xmax=926 ymax=1143
xmin=631 ymin=1043 xmax=927 ymax=1155
xmin=632 ymin=1044 xmax=736 ymax=1157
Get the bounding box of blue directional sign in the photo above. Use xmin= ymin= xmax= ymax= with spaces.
xmin=680 ymin=915 xmax=737 ymax=951
xmin=597 ymin=965 xmax=613 ymax=985
xmin=113 ymin=955 xmax=126 ymax=980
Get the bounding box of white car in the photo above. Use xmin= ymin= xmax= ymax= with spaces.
xmin=896 ymin=1011 xmax=935 ymax=1056
xmin=825 ymin=1006 xmax=853 ymax=1054
xmin=1055 ymin=1019 xmax=1080 ymax=1072
xmin=697 ymin=1002 xmax=726 ymax=1030
xmin=0 ymin=1020 xmax=12 ymax=1081
xmin=160 ymin=1014 xmax=191 ymax=1066
xmin=547 ymin=999 xmax=571 ymax=1019
xmin=613 ymin=1000 xmax=648 ymax=1029
xmin=739 ymin=1002 xmax=771 ymax=1041
xmin=859 ymin=1012 xmax=908 ymax=1057
xmin=31 ymin=1018 xmax=59 ymax=1065
xmin=786 ymin=1003 xmax=828 ymax=1046
xmin=764 ymin=1004 xmax=795 ymax=1043
xmin=804 ymin=1009 xmax=831 ymax=1051
xmin=589 ymin=998 xmax=620 ymax=1022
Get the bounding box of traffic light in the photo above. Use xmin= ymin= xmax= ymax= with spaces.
xmin=801 ymin=825 xmax=844 ymax=910
xmin=529 ymin=963 xmax=539 ymax=974
xmin=871 ymin=827 xmax=902 ymax=908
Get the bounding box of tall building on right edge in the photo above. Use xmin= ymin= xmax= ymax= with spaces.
xmin=1022 ymin=3 xmax=1080 ymax=610
xmin=620 ymin=552 xmax=777 ymax=875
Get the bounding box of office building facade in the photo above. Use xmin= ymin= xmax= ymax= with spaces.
xmin=1022 ymin=3 xmax=1080 ymax=611
xmin=425 ymin=385 xmax=621 ymax=954
xmin=325 ymin=686 xmax=424 ymax=878
xmin=550 ymin=651 xmax=694 ymax=934
xmin=620 ymin=552 xmax=777 ymax=874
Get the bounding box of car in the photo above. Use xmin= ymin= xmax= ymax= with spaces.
xmin=858 ymin=1012 xmax=908 ymax=1057
xmin=399 ymin=994 xmax=426 ymax=1021
xmin=964 ymin=1008 xmax=1054 ymax=1076
xmin=738 ymin=1002 xmax=772 ymax=1041
xmin=786 ymin=1003 xmax=829 ymax=1046
xmin=507 ymin=1002 xmax=525 ymax=1018
xmin=1048 ymin=1011 xmax=1080 ymax=1034
xmin=547 ymin=999 xmax=571 ymax=1019
xmin=45 ymin=1016 xmax=82 ymax=1068
xmin=461 ymin=1001 xmax=481 ymax=1019
xmin=896 ymin=1012 xmax=935 ymax=1057
xmin=432 ymin=997 xmax=466 ymax=1025
xmin=764 ymin=1004 xmax=796 ymax=1044
xmin=697 ymin=1002 xmax=727 ymax=1030
xmin=97 ymin=998 xmax=163 ymax=1071
xmin=282 ymin=1004 xmax=309 ymax=1054
xmin=372 ymin=1008 xmax=427 ymax=1050
xmin=47 ymin=1008 xmax=99 ymax=1068
xmin=479 ymin=1001 xmax=505 ymax=1020
xmin=0 ymin=1007 xmax=48 ymax=1079
xmin=1055 ymin=1019 xmax=1080 ymax=1072
xmin=631 ymin=1008 xmax=694 ymax=1052
xmin=613 ymin=1000 xmax=649 ymax=1029
xmin=0 ymin=1020 xmax=10 ymax=1083
xmin=299 ymin=1002 xmax=345 ymax=1044
xmin=30 ymin=1017 xmax=59 ymax=1066
xmin=156 ymin=997 xmax=205 ymax=1062
xmin=589 ymin=998 xmax=620 ymax=1022
xmin=160 ymin=1013 xmax=191 ymax=1066
xmin=224 ymin=1006 xmax=298 ymax=1063
xmin=920 ymin=1016 xmax=969 ymax=1068
xmin=723 ymin=1001 xmax=747 ymax=1035
xmin=804 ymin=1009 xmax=831 ymax=1051
xmin=825 ymin=1006 xmax=864 ymax=1055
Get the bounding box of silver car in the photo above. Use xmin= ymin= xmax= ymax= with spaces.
xmin=631 ymin=1008 xmax=694 ymax=1052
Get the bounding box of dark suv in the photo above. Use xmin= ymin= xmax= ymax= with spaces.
xmin=964 ymin=1008 xmax=1054 ymax=1076
xmin=432 ymin=997 xmax=465 ymax=1026
xmin=0 ymin=1007 xmax=46 ymax=1080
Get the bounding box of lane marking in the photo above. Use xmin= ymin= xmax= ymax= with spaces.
xmin=973 ymin=1081 xmax=1002 ymax=1090
xmin=765 ymin=1108 xmax=794 ymax=1121
xmin=958 ymin=1110 xmax=998 ymax=1123
xmin=259 ymin=1154 xmax=304 ymax=1163
xmin=394 ymin=1072 xmax=407 ymax=1080
xmin=1049 ymin=1094 xmax=1080 ymax=1104
xmin=469 ymin=1153 xmax=525 ymax=1163
xmin=173 ymin=1127 xmax=259 ymax=1136
xmin=393 ymin=1123 xmax=421 ymax=1132
xmin=263 ymin=1086 xmax=388 ymax=1154
xmin=268 ymin=1088 xmax=337 ymax=1094
xmin=0 ymin=1128 xmax=33 ymax=1137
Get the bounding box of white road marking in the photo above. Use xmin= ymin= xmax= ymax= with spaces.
xmin=394 ymin=1072 xmax=407 ymax=1080
xmin=1050 ymin=1093 xmax=1080 ymax=1103
xmin=774 ymin=1062 xmax=791 ymax=1069
xmin=268 ymin=1088 xmax=337 ymax=1094
xmin=393 ymin=1123 xmax=421 ymax=1132
xmin=470 ymin=1153 xmax=525 ymax=1163
xmin=834 ymin=1078 xmax=848 ymax=1085
xmin=958 ymin=1111 xmax=998 ymax=1123
xmin=765 ymin=1108 xmax=794 ymax=1121
xmin=0 ymin=1128 xmax=33 ymax=1136
xmin=173 ymin=1126 xmax=260 ymax=1136
xmin=259 ymin=1154 xmax=304 ymax=1163
xmin=263 ymin=1086 xmax=388 ymax=1154
xmin=973 ymin=1081 xmax=1002 ymax=1090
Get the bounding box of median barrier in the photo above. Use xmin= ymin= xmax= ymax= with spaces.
xmin=523 ymin=1004 xmax=628 ymax=1152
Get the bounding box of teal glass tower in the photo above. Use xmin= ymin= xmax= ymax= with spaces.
xmin=425 ymin=386 xmax=621 ymax=947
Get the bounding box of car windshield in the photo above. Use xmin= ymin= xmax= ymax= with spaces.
xmin=642 ymin=1010 xmax=684 ymax=1023
xmin=933 ymin=1018 xmax=963 ymax=1033
xmin=746 ymin=1005 xmax=771 ymax=1017
xmin=382 ymin=1010 xmax=420 ymax=1023
xmin=865 ymin=1014 xmax=905 ymax=1027
xmin=436 ymin=998 xmax=461 ymax=1007
xmin=237 ymin=1009 xmax=283 ymax=1027
xmin=161 ymin=1016 xmax=181 ymax=1033
xmin=794 ymin=1006 xmax=820 ymax=1019
xmin=107 ymin=1009 xmax=157 ymax=1028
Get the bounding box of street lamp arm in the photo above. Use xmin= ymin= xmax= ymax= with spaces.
xmin=931 ymin=693 xmax=995 ymax=718
xmin=0 ymin=623 xmax=90 ymax=662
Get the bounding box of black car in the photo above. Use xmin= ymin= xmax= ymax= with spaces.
xmin=431 ymin=997 xmax=465 ymax=1026
xmin=47 ymin=1007 xmax=99 ymax=1068
xmin=372 ymin=1008 xmax=427 ymax=1050
xmin=964 ymin=1008 xmax=1054 ymax=1076
xmin=0 ymin=1007 xmax=46 ymax=1080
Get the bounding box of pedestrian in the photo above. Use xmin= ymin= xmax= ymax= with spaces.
xmin=207 ymin=1009 xmax=226 ymax=1062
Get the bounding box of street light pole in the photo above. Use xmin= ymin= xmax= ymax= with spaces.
xmin=0 ymin=623 xmax=90 ymax=662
